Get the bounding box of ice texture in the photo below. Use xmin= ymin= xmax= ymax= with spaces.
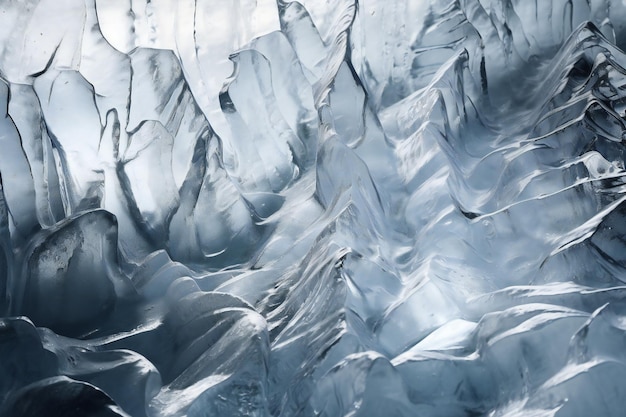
xmin=2 ymin=0 xmax=626 ymax=416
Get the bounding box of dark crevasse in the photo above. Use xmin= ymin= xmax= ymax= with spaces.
xmin=2 ymin=0 xmax=626 ymax=416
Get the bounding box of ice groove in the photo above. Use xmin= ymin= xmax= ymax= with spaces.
xmin=2 ymin=0 xmax=626 ymax=416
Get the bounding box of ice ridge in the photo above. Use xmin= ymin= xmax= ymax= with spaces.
xmin=2 ymin=0 xmax=626 ymax=416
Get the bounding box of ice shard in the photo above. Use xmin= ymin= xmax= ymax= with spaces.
xmin=3 ymin=0 xmax=626 ymax=416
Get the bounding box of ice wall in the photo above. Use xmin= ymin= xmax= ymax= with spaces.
xmin=2 ymin=0 xmax=626 ymax=416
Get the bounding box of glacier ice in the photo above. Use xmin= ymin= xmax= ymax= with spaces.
xmin=3 ymin=0 xmax=626 ymax=415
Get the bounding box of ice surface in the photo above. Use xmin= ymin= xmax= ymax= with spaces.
xmin=2 ymin=0 xmax=626 ymax=416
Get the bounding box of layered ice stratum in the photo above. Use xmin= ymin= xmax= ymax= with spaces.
xmin=2 ymin=0 xmax=626 ymax=416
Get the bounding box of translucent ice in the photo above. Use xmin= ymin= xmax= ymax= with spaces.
xmin=2 ymin=0 xmax=626 ymax=416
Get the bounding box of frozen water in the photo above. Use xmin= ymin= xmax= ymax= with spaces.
xmin=2 ymin=0 xmax=626 ymax=416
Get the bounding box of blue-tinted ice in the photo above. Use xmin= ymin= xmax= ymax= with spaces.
xmin=2 ymin=0 xmax=626 ymax=416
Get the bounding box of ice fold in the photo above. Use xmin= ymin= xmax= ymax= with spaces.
xmin=3 ymin=0 xmax=626 ymax=416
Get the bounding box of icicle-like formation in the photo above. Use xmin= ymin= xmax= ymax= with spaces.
xmin=2 ymin=0 xmax=626 ymax=416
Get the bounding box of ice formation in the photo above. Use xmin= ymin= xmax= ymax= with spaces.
xmin=2 ymin=0 xmax=626 ymax=416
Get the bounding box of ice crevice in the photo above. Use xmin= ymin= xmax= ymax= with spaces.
xmin=2 ymin=0 xmax=626 ymax=416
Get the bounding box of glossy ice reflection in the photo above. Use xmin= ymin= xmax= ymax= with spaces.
xmin=2 ymin=0 xmax=626 ymax=416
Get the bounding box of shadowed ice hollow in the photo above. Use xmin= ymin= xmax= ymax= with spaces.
xmin=2 ymin=0 xmax=626 ymax=416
